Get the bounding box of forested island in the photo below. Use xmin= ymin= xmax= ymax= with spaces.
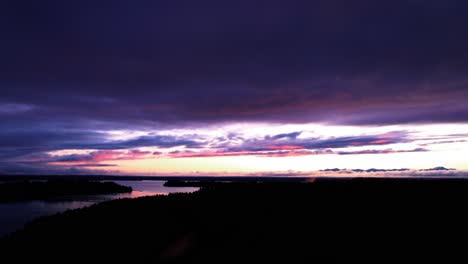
xmin=0 ymin=180 xmax=132 ymax=202
xmin=1 ymin=178 xmax=468 ymax=262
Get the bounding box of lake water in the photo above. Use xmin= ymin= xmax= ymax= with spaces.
xmin=0 ymin=181 xmax=198 ymax=238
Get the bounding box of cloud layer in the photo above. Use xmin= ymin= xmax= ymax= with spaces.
xmin=1 ymin=0 xmax=468 ymax=130
xmin=1 ymin=1 xmax=468 ymax=175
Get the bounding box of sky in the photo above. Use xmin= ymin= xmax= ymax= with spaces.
xmin=1 ymin=0 xmax=468 ymax=177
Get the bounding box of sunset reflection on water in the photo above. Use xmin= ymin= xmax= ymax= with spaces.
xmin=0 ymin=181 xmax=199 ymax=237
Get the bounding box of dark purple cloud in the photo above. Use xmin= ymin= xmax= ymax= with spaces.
xmin=320 ymin=167 xmax=461 ymax=174
xmin=316 ymin=167 xmax=468 ymax=178
xmin=419 ymin=140 xmax=467 ymax=146
xmin=166 ymin=149 xmax=334 ymax=158
xmin=337 ymin=148 xmax=428 ymax=155
xmin=0 ymin=0 xmax=467 ymax=129
xmin=77 ymin=135 xmax=203 ymax=150
xmin=320 ymin=168 xmax=342 ymax=172
xmin=227 ymin=131 xmax=409 ymax=152
xmin=36 ymin=150 xmax=153 ymax=163
xmin=321 ymin=168 xmax=411 ymax=173
xmin=0 ymin=127 xmax=202 ymax=160
xmin=157 ymin=131 xmax=410 ymax=158
xmin=0 ymin=119 xmax=412 ymax=173
xmin=73 ymin=164 xmax=117 ymax=167
xmin=420 ymin=167 xmax=456 ymax=171
xmin=358 ymin=168 xmax=411 ymax=173
xmin=269 ymin=132 xmax=302 ymax=140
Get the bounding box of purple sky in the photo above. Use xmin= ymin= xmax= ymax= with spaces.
xmin=1 ymin=0 xmax=468 ymax=176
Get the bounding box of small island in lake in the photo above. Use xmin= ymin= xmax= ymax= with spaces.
xmin=0 ymin=180 xmax=132 ymax=202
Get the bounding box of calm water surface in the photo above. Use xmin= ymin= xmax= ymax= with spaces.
xmin=0 ymin=181 xmax=198 ymax=237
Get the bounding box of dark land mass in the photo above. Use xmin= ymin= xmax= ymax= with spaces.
xmin=1 ymin=174 xmax=463 ymax=183
xmin=0 ymin=180 xmax=132 ymax=202
xmin=2 ymin=178 xmax=468 ymax=263
xmin=0 ymin=174 xmax=319 ymax=183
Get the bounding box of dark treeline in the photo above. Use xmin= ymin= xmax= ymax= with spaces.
xmin=163 ymin=177 xmax=468 ymax=187
xmin=2 ymin=179 xmax=468 ymax=263
xmin=0 ymin=180 xmax=132 ymax=202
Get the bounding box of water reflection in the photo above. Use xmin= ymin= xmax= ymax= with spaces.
xmin=0 ymin=200 xmax=95 ymax=238
xmin=116 ymin=181 xmax=198 ymax=195
xmin=0 ymin=180 xmax=198 ymax=237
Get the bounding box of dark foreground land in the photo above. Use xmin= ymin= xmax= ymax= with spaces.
xmin=2 ymin=178 xmax=468 ymax=263
xmin=0 ymin=180 xmax=132 ymax=202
